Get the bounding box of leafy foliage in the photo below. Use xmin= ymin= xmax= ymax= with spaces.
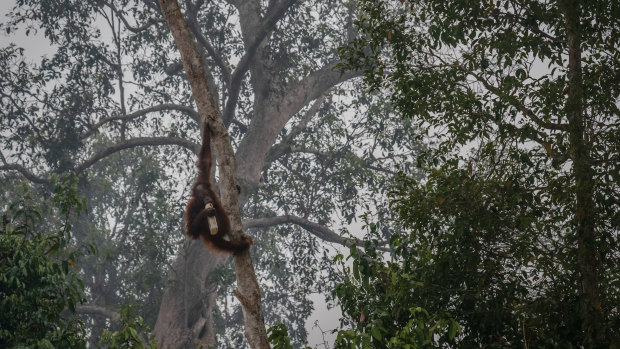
xmin=0 ymin=174 xmax=89 ymax=348
xmin=339 ymin=0 xmax=619 ymax=347
xmin=333 ymin=239 xmax=459 ymax=349
xmin=268 ymin=323 xmax=311 ymax=349
xmin=99 ymin=307 xmax=157 ymax=349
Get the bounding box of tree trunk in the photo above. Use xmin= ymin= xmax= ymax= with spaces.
xmin=563 ymin=1 xmax=605 ymax=345
xmin=157 ymin=1 xmax=271 ymax=348
xmin=152 ymin=241 xmax=226 ymax=348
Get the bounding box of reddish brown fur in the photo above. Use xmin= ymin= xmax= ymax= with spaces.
xmin=184 ymin=122 xmax=252 ymax=255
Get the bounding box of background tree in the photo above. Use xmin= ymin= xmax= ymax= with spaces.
xmin=1 ymin=0 xmax=420 ymax=347
xmin=340 ymin=0 xmax=619 ymax=347
xmin=0 ymin=175 xmax=89 ymax=348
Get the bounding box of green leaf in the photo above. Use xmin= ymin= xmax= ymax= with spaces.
xmin=448 ymin=321 xmax=457 ymax=340
xmin=371 ymin=326 xmax=382 ymax=341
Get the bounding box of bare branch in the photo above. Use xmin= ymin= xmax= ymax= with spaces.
xmin=244 ymin=215 xmax=387 ymax=250
xmin=279 ymin=61 xmax=360 ymax=119
xmin=468 ymin=71 xmax=569 ymax=131
xmin=0 ymin=163 xmax=48 ymax=184
xmin=74 ymin=137 xmax=198 ymax=174
xmin=75 ymin=304 xmax=121 ymax=323
xmin=186 ymin=4 xmax=231 ymax=84
xmin=223 ymin=0 xmax=297 ymax=124
xmin=103 ymin=0 xmax=163 ymax=33
xmin=1 ymin=136 xmax=198 ymax=184
xmin=0 ymin=150 xmax=47 ymax=183
xmin=236 ymin=61 xmax=361 ymax=194
xmin=81 ymin=104 xmax=200 ymax=139
xmin=286 ymin=94 xmax=328 ymax=138
xmin=268 ymin=93 xmax=328 ymax=160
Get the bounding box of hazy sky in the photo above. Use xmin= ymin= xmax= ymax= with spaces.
xmin=1 ymin=1 xmax=55 ymax=58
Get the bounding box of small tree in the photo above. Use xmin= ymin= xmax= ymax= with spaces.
xmin=0 ymin=175 xmax=90 ymax=348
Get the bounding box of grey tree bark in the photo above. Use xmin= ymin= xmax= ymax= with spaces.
xmin=157 ymin=0 xmax=272 ymax=347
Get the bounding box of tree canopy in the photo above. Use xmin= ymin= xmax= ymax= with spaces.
xmin=337 ymin=0 xmax=619 ymax=347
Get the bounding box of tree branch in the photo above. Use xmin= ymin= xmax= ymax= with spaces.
xmin=186 ymin=3 xmax=231 ymax=85
xmin=1 ymin=136 xmax=198 ymax=184
xmin=244 ymin=215 xmax=385 ymax=250
xmin=158 ymin=1 xmax=270 ymax=347
xmin=268 ymin=93 xmax=327 ymax=161
xmin=81 ymin=104 xmax=200 ymax=139
xmin=278 ymin=61 xmax=360 ymax=119
xmin=103 ymin=0 xmax=163 ymax=33
xmin=74 ymin=137 xmax=198 ymax=174
xmin=91 ymin=46 xmax=121 ymax=72
xmin=223 ymin=0 xmax=297 ymax=125
xmin=75 ymin=304 xmax=121 ymax=323
xmin=236 ymin=61 xmax=362 ymax=195
xmin=427 ymin=50 xmax=569 ymax=132
xmin=0 ymin=163 xmax=48 ymax=184
xmin=468 ymin=71 xmax=569 ymax=131
xmin=0 ymin=150 xmax=46 ymax=183
xmin=498 ymin=11 xmax=560 ymax=43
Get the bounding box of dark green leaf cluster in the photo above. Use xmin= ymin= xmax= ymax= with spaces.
xmin=0 ymin=175 xmax=89 ymax=348
xmin=99 ymin=306 xmax=157 ymax=349
xmin=333 ymin=239 xmax=459 ymax=348
xmin=389 ymin=167 xmax=571 ymax=346
xmin=268 ymin=323 xmax=311 ymax=349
